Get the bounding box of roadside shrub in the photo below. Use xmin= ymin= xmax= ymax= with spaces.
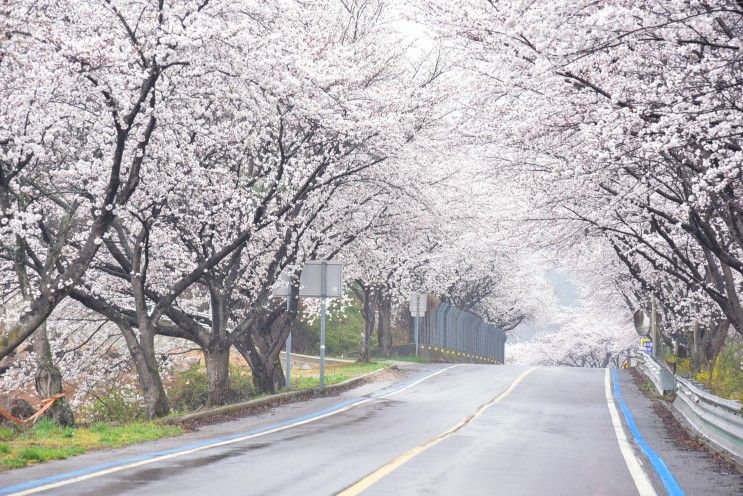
xmin=0 ymin=426 xmax=17 ymax=441
xmin=675 ymin=358 xmax=692 ymax=377
xmin=695 ymin=342 xmax=743 ymax=402
xmin=167 ymin=363 xmax=256 ymax=412
xmin=167 ymin=364 xmax=210 ymax=412
xmin=78 ymin=385 xmax=147 ymax=424
xmin=228 ymin=364 xmax=255 ymax=401
xmin=305 ymin=301 xmax=377 ymax=357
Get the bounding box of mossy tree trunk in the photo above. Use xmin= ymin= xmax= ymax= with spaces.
xmin=14 ymin=224 xmax=74 ymax=426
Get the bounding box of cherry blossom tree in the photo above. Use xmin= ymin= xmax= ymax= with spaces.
xmin=418 ymin=0 xmax=743 ymax=365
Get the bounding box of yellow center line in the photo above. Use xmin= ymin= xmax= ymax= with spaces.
xmin=337 ymin=367 xmax=537 ymax=496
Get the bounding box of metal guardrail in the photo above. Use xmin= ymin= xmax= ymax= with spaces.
xmin=636 ymin=353 xmax=675 ymax=394
xmin=635 ymin=353 xmax=743 ymax=462
xmin=673 ymin=374 xmax=743 ymax=461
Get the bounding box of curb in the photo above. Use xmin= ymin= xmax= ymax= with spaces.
xmin=165 ymin=365 xmax=393 ymax=425
xmin=419 ymin=344 xmax=500 ymax=365
xmin=279 ymin=351 xmax=354 ymax=365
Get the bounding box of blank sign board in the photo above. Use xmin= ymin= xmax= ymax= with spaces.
xmin=271 ymin=261 xmax=343 ymax=298
xmin=301 ymin=261 xmax=343 ymax=297
xmin=409 ymin=293 xmax=427 ymax=316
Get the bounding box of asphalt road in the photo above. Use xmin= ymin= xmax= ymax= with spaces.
xmin=1 ymin=364 xmax=734 ymax=495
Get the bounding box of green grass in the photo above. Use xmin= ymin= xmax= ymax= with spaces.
xmin=290 ymin=361 xmax=386 ymax=390
xmin=0 ymin=419 xmax=182 ymax=471
xmin=0 ymin=427 xmax=15 ymax=441
xmin=640 ymin=380 xmax=656 ymax=395
xmin=388 ymin=355 xmax=430 ymax=364
xmin=0 ymin=356 xmax=387 ymax=471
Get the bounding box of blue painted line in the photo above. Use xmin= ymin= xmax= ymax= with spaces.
xmin=0 ymin=366 xmax=447 ymax=495
xmin=611 ymin=368 xmax=684 ymax=496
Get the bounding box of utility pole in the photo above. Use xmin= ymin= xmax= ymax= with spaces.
xmin=650 ymin=295 xmax=659 ymax=358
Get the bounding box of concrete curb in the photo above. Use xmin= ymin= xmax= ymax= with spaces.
xmin=165 ymin=365 xmax=393 ymax=425
xmin=279 ymin=351 xmax=354 ymax=365
xmin=420 ymin=344 xmax=500 ymax=365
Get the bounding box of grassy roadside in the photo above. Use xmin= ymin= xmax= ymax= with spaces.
xmin=289 ymin=361 xmax=386 ymax=390
xmin=664 ymin=342 xmax=743 ymax=402
xmin=386 ymin=355 xmax=431 ymax=364
xmin=0 ymin=361 xmax=387 ymax=471
xmin=0 ymin=420 xmax=182 ymax=470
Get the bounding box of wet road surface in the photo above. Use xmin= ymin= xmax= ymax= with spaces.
xmin=2 ymin=364 xmax=741 ymax=495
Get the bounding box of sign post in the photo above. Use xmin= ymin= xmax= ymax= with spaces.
xmin=285 ymin=283 xmax=292 ymax=389
xmin=319 ymin=262 xmax=327 ymax=390
xmin=273 ymin=261 xmax=343 ymax=391
xmin=272 ymin=272 xmax=295 ymax=389
xmin=409 ymin=293 xmax=427 ymax=356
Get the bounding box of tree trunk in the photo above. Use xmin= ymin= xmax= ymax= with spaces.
xmin=118 ymin=323 xmax=169 ymax=418
xmin=377 ymin=293 xmax=392 ymax=358
xmin=250 ymin=356 xmax=285 ymax=394
xmin=272 ymin=361 xmax=285 ymax=389
xmin=359 ymin=285 xmax=376 ymax=362
xmin=691 ymin=321 xmax=703 ymax=372
xmin=204 ymin=343 xmax=231 ymax=406
xmin=32 ymin=323 xmax=74 ymax=426
xmin=233 ymin=319 xmax=289 ymax=395
xmin=14 ymin=237 xmax=74 ymax=425
xmin=702 ymin=318 xmax=729 ymax=362
xmin=232 ymin=282 xmax=298 ymax=395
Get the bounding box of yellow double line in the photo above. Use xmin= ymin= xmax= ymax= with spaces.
xmin=338 ymin=367 xmax=536 ymax=495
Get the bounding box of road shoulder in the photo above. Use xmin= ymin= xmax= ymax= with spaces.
xmin=617 ymin=368 xmax=743 ymax=496
xmin=0 ymin=363 xmax=423 ymax=494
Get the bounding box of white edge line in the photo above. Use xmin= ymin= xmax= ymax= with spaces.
xmin=378 ymin=364 xmax=458 ymax=399
xmin=604 ymin=368 xmax=657 ymax=496
xmin=7 ymin=365 xmax=456 ymax=496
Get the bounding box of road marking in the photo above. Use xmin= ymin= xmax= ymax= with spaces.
xmin=377 ymin=365 xmax=456 ymax=399
xmin=609 ymin=368 xmax=684 ymax=496
xmin=337 ymin=367 xmax=536 ymax=496
xmin=604 ymin=368 xmax=658 ymax=496
xmin=0 ymin=365 xmax=457 ymax=496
